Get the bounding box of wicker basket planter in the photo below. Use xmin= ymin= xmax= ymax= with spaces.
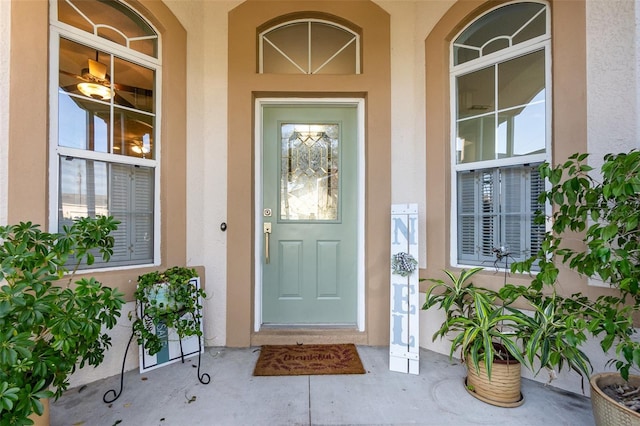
xmin=590 ymin=373 xmax=640 ymax=426
xmin=465 ymin=358 xmax=523 ymax=408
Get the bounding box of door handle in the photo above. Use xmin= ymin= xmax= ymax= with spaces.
xmin=263 ymin=222 xmax=272 ymax=264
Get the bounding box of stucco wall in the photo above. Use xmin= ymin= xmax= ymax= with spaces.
xmin=417 ymin=0 xmax=640 ymax=397
xmin=165 ymin=0 xmax=456 ymax=347
xmin=377 ymin=0 xmax=455 ymax=269
xmin=0 ymin=0 xmax=9 ymax=226
xmin=586 ymin=0 xmax=640 ymax=165
xmin=3 ymin=0 xmax=192 ymax=388
xmin=226 ymin=0 xmax=391 ymax=347
xmin=3 ymin=0 xmax=640 ymax=396
xmin=165 ymin=0 xmax=241 ymax=348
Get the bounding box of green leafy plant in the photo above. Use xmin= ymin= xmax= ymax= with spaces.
xmin=0 ymin=217 xmax=125 ymax=425
xmin=422 ymin=267 xmax=527 ymax=380
xmin=132 ymin=266 xmax=205 ymax=356
xmin=512 ymin=151 xmax=640 ymax=381
xmin=498 ymin=285 xmax=594 ymax=385
xmin=423 ymin=267 xmax=596 ymax=389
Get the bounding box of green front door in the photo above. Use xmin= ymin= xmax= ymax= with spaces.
xmin=261 ymin=104 xmax=358 ymax=325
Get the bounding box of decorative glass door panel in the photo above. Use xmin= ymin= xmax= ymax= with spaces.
xmin=280 ymin=124 xmax=339 ymax=221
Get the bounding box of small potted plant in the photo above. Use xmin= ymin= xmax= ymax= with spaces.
xmin=132 ymin=266 xmax=205 ymax=356
xmin=0 ymin=216 xmax=124 ymax=425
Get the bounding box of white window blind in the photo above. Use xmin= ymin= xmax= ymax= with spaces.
xmin=457 ymin=165 xmax=543 ymax=267
xmin=105 ymin=164 xmax=154 ymax=266
xmin=59 ymin=160 xmax=154 ymax=268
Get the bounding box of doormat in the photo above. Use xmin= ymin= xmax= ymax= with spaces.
xmin=253 ymin=344 xmax=366 ymax=376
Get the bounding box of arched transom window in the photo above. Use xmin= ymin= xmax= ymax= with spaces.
xmin=453 ymin=1 xmax=546 ymax=66
xmin=259 ymin=19 xmax=360 ymax=74
xmin=50 ymin=0 xmax=160 ymax=268
xmin=57 ymin=0 xmax=158 ymax=57
xmin=450 ymin=1 xmax=550 ymax=268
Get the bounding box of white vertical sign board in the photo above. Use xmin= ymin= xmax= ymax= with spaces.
xmin=390 ymin=204 xmax=419 ymax=374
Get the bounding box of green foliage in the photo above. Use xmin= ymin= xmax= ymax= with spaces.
xmin=132 ymin=267 xmax=205 ymax=356
xmin=511 ymin=151 xmax=640 ymax=381
xmin=424 ymin=268 xmax=596 ymax=386
xmin=0 ymin=217 xmax=124 ymax=425
xmin=422 ymin=268 xmax=528 ymax=380
xmin=499 ymin=285 xmax=593 ymax=382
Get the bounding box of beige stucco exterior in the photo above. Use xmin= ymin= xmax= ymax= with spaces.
xmin=2 ymin=0 xmax=640 ymax=395
xmin=226 ymin=1 xmax=391 ymax=347
xmin=6 ymin=0 xmax=191 ymax=301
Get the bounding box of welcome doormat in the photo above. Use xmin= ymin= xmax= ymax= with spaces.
xmin=253 ymin=344 xmax=366 ymax=376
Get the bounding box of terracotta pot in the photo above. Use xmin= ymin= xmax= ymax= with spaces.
xmin=27 ymin=398 xmax=50 ymax=426
xmin=590 ymin=372 xmax=640 ymax=426
xmin=465 ymin=357 xmax=523 ymax=408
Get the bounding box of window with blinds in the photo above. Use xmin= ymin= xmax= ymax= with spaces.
xmin=51 ymin=0 xmax=159 ymax=269
xmin=451 ymin=2 xmax=550 ymax=269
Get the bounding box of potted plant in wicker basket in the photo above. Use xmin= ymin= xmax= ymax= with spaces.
xmin=424 ymin=262 xmax=598 ymax=407
xmin=511 ymin=152 xmax=640 ymax=425
xmin=423 ymin=267 xmax=529 ymax=407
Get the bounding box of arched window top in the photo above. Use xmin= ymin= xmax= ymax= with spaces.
xmin=259 ymin=18 xmax=360 ymax=74
xmin=453 ymin=2 xmax=548 ymax=67
xmin=56 ymin=0 xmax=158 ymax=58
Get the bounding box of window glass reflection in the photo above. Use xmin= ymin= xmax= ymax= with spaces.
xmin=58 ymin=94 xmax=109 ymax=152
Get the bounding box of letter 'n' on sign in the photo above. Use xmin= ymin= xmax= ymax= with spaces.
xmin=389 ymin=204 xmax=419 ymax=374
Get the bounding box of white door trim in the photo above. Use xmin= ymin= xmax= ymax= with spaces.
xmin=254 ymin=98 xmax=366 ymax=332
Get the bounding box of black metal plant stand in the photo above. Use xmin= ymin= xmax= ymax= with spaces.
xmin=103 ymin=310 xmax=210 ymax=404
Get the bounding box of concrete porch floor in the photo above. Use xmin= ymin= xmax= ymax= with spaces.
xmin=51 ymin=346 xmax=595 ymax=425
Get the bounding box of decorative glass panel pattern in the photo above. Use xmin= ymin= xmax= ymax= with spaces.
xmin=280 ymin=124 xmax=339 ymax=221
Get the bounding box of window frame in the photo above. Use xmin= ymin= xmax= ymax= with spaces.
xmin=449 ymin=1 xmax=552 ymax=269
xmin=49 ymin=0 xmax=162 ymax=271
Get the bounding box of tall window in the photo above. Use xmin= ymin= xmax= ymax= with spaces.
xmin=50 ymin=0 xmax=160 ymax=268
xmin=451 ymin=2 xmax=549 ymax=267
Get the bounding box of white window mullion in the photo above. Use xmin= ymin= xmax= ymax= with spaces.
xmin=308 ymin=21 xmax=312 ymax=74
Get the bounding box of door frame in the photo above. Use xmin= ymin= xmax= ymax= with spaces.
xmin=254 ymin=98 xmax=366 ymax=332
